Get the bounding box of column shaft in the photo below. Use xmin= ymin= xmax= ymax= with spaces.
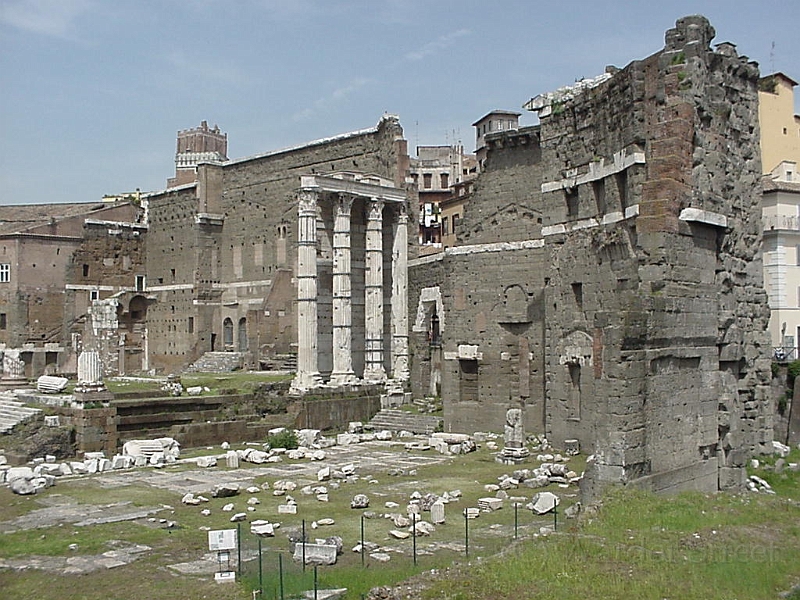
xmin=363 ymin=199 xmax=386 ymax=382
xmin=390 ymin=205 xmax=410 ymax=381
xmin=292 ymin=189 xmax=322 ymax=391
xmin=330 ymin=194 xmax=357 ymax=385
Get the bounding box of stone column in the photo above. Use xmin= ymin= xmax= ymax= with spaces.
xmin=291 ymin=189 xmax=323 ymax=392
xmin=74 ymin=349 xmax=114 ymax=405
xmin=77 ymin=350 xmax=103 ymax=389
xmin=363 ymin=198 xmax=386 ymax=382
xmin=330 ymin=194 xmax=358 ymax=386
xmin=390 ymin=204 xmax=409 ymax=381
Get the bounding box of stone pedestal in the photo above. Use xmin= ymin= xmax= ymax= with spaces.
xmin=496 ymin=445 xmax=531 ymax=465
xmin=496 ymin=407 xmax=529 ymax=464
xmin=0 ymin=349 xmax=29 ymax=389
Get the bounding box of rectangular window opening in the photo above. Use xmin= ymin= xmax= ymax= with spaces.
xmin=565 ymin=187 xmax=579 ymax=217
xmin=593 ymin=179 xmax=606 ymax=214
xmin=0 ymin=264 xmax=9 ymax=283
xmin=615 ymin=171 xmax=628 ymax=210
xmin=572 ymin=282 xmax=583 ymax=310
xmin=459 ymin=359 xmax=479 ymax=403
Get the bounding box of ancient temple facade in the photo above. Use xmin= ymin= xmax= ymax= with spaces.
xmin=291 ymin=172 xmax=409 ymax=392
xmin=142 ymin=115 xmax=412 ymax=376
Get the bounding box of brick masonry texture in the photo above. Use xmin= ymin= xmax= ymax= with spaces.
xmin=408 ymin=16 xmax=772 ymax=495
xmin=145 ymin=116 xmax=410 ymax=374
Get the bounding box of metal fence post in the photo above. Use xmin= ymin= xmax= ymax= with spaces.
xmin=279 ymin=552 xmax=284 ymax=600
xmin=412 ymin=512 xmax=417 ymax=566
xmin=514 ymin=502 xmax=519 ymax=539
xmin=464 ymin=509 xmax=469 ymax=558
xmin=258 ymin=537 xmax=263 ymax=596
xmin=361 ymin=515 xmax=365 ymax=567
xmin=237 ymin=522 xmax=242 ymax=578
xmin=302 ymin=519 xmax=306 ymax=572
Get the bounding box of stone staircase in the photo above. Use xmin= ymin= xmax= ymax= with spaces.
xmin=367 ymin=408 xmax=442 ymax=435
xmin=0 ymin=396 xmax=42 ymax=434
xmin=185 ymin=352 xmax=245 ymax=373
xmin=259 ymin=353 xmax=297 ymax=372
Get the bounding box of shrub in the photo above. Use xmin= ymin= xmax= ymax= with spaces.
xmin=787 ymin=360 xmax=800 ymax=391
xmin=778 ymin=394 xmax=788 ymax=416
xmin=266 ymin=429 xmax=298 ymax=449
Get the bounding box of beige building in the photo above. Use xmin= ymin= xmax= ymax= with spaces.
xmin=759 ymin=73 xmax=800 ymax=174
xmin=440 ymin=178 xmax=474 ymax=249
xmin=408 ymin=145 xmax=476 ymax=253
xmin=760 ymin=74 xmax=800 ymax=359
xmin=472 ymin=110 xmax=521 ymax=169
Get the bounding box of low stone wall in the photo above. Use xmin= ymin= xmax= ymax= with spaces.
xmin=55 ymin=406 xmax=118 ymax=456
xmin=41 ymin=386 xmax=382 ymax=454
xmin=293 ymin=386 xmax=383 ymax=431
xmin=169 ymin=419 xmax=287 ymax=448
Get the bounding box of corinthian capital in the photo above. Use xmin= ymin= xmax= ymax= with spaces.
xmin=367 ymin=198 xmax=385 ymax=221
xmin=297 ymin=188 xmax=319 ymax=213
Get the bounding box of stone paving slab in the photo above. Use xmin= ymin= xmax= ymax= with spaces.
xmin=0 ymin=500 xmax=165 ymax=534
xmin=0 ymin=542 xmax=151 ymax=574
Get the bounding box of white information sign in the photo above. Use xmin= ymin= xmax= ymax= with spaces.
xmin=208 ymin=529 xmax=237 ymax=551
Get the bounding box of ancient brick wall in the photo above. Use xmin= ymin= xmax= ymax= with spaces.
xmin=458 ymin=128 xmax=543 ymax=245
xmin=145 ymin=186 xmax=202 ymax=372
xmin=145 ymin=116 xmax=409 ymax=373
xmin=409 ymin=16 xmax=771 ymax=495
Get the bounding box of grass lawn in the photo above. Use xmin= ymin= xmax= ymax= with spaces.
xmin=420 ymin=448 xmax=800 ymax=600
xmin=1 ymin=437 xmax=797 ymax=600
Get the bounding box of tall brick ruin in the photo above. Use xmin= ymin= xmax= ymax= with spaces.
xmin=408 ymin=16 xmax=773 ymax=494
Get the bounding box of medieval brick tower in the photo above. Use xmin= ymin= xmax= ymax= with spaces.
xmin=167 ymin=121 xmax=228 ymax=188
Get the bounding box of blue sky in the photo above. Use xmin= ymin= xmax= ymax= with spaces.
xmin=1 ymin=0 xmax=798 ymax=205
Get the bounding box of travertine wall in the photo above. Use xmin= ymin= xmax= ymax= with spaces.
xmin=408 ymin=16 xmax=772 ymax=494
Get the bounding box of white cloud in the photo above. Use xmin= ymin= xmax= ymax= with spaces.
xmin=0 ymin=0 xmax=93 ymax=40
xmin=292 ymin=77 xmax=371 ymax=121
xmin=405 ymin=28 xmax=470 ymax=61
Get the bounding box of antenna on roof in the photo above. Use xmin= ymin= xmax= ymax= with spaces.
xmin=770 ymin=41 xmax=775 ymax=73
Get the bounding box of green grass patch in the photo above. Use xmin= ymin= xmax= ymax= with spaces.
xmin=421 ymin=463 xmax=800 ymax=600
xmin=2 ymin=440 xmax=797 ymax=600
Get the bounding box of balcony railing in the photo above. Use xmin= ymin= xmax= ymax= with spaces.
xmin=763 ymin=215 xmax=800 ymax=231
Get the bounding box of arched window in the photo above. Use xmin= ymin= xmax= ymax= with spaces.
xmin=223 ymin=318 xmax=234 ymax=350
xmin=237 ymin=317 xmax=248 ymax=352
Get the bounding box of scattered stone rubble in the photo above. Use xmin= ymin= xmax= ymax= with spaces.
xmin=2 ymin=437 xmax=181 ymax=494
